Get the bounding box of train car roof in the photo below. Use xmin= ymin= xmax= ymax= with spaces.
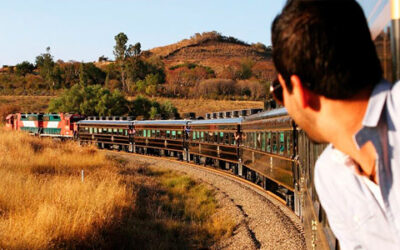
xmin=189 ymin=117 xmax=243 ymax=125
xmin=135 ymin=120 xmax=189 ymax=125
xmin=243 ymin=107 xmax=289 ymax=121
xmin=77 ymin=120 xmax=134 ymax=126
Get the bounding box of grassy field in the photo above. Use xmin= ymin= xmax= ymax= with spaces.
xmin=0 ymin=129 xmax=233 ymax=249
xmin=0 ymin=96 xmax=52 ymax=121
xmin=0 ymin=95 xmax=263 ymax=120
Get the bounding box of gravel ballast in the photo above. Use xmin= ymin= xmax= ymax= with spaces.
xmin=115 ymin=153 xmax=306 ymax=250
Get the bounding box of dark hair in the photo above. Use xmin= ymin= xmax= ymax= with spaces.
xmin=271 ymin=0 xmax=383 ymax=99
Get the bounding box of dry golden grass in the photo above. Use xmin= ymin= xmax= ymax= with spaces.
xmin=0 ymin=96 xmax=52 ymax=122
xmin=0 ymin=129 xmax=234 ymax=249
xmin=0 ymin=129 xmax=130 ymax=249
xmin=153 ymin=97 xmax=264 ymax=117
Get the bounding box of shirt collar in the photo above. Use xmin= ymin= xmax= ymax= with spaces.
xmin=354 ymin=79 xmax=391 ymax=149
xmin=362 ymin=79 xmax=392 ymax=128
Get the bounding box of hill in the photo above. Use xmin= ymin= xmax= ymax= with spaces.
xmin=147 ymin=31 xmax=275 ymax=77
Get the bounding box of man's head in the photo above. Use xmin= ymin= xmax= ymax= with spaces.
xmin=271 ymin=0 xmax=383 ymax=142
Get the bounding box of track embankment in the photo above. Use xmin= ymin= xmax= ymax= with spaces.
xmin=113 ymin=152 xmax=306 ymax=250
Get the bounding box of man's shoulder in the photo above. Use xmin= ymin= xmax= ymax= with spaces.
xmin=314 ymin=145 xmax=357 ymax=195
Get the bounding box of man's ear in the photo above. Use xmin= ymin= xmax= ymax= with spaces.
xmin=290 ymin=75 xmax=312 ymax=109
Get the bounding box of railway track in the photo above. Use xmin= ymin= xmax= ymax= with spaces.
xmin=113 ymin=151 xmax=306 ymax=250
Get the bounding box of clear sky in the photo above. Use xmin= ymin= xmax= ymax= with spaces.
xmin=0 ymin=0 xmax=287 ymax=66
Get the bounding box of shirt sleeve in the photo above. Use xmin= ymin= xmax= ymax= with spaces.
xmin=314 ymin=154 xmax=363 ymax=250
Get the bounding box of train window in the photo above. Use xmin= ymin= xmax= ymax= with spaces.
xmin=267 ymin=132 xmax=271 ymax=152
xmin=98 ymin=128 xmax=102 ymax=133
xmin=113 ymin=128 xmax=118 ymax=134
xmin=200 ymin=131 xmax=204 ymax=142
xmin=214 ymin=132 xmax=218 ymax=143
xmin=147 ymin=130 xmax=152 ymax=137
xmin=272 ymin=133 xmax=277 ymax=153
xmin=257 ymin=132 xmax=262 ymax=149
xmin=94 ymin=128 xmax=98 ymax=134
xmin=151 ymin=130 xmax=156 ymax=137
xmin=89 ymin=127 xmax=93 ymax=134
xmin=192 ymin=131 xmax=196 ymax=140
xmin=119 ymin=129 xmax=123 ymax=134
xmin=261 ymin=132 xmax=266 ymax=151
xmin=177 ymin=130 xmax=182 ymax=139
xmin=209 ymin=132 xmax=213 ymax=143
xmin=224 ymin=133 xmax=229 ymax=144
xmin=124 ymin=130 xmax=128 ymax=136
xmin=219 ymin=132 xmax=224 ymax=144
xmin=279 ymin=132 xmax=285 ymax=155
xmin=286 ymin=132 xmax=292 ymax=156
xmin=143 ymin=130 xmax=147 ymax=137
xmin=252 ymin=132 xmax=256 ymax=149
xmin=157 ymin=130 xmax=161 ymax=138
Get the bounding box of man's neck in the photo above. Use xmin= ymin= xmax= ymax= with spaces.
xmin=321 ymin=90 xmax=378 ymax=183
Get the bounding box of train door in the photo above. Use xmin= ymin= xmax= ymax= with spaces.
xmin=38 ymin=114 xmax=44 ymax=134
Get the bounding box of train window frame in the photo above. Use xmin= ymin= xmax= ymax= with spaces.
xmin=252 ymin=132 xmax=256 ymax=149
xmin=224 ymin=132 xmax=229 ymax=145
xmin=177 ymin=130 xmax=182 ymax=139
xmin=261 ymin=132 xmax=266 ymax=151
xmin=272 ymin=132 xmax=277 ymax=154
xmin=279 ymin=132 xmax=285 ymax=155
xmin=286 ymin=131 xmax=292 ymax=156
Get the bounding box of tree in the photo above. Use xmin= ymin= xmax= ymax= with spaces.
xmin=79 ymin=63 xmax=106 ymax=86
xmin=98 ymin=55 xmax=108 ymax=62
xmin=48 ymin=84 xmax=128 ymax=116
xmin=113 ymin=33 xmax=129 ymax=61
xmin=237 ymin=58 xmax=255 ymax=80
xmin=160 ymin=101 xmax=179 ymax=119
xmin=113 ymin=32 xmax=129 ymax=91
xmin=15 ymin=61 xmax=35 ymax=76
xmin=35 ymin=47 xmax=55 ymax=89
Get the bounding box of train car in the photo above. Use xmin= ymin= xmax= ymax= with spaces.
xmin=358 ymin=0 xmax=400 ymax=83
xmin=5 ymin=113 xmax=42 ymax=134
xmin=76 ymin=119 xmax=135 ymax=151
xmin=241 ymin=108 xmax=295 ymax=203
xmin=5 ymin=113 xmax=84 ymax=138
xmin=41 ymin=113 xmax=85 ymax=138
xmin=187 ymin=118 xmax=242 ymax=169
xmin=133 ymin=120 xmax=189 ymax=159
xmin=242 ymin=108 xmax=333 ymax=250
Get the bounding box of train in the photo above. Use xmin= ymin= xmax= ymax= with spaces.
xmin=5 ymin=109 xmax=333 ymax=249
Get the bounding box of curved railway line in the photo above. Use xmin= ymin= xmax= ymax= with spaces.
xmin=114 ymin=151 xmax=306 ymax=250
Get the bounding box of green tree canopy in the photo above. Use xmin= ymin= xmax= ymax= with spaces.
xmin=15 ymin=61 xmax=35 ymax=76
xmin=48 ymin=84 xmax=128 ymax=116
